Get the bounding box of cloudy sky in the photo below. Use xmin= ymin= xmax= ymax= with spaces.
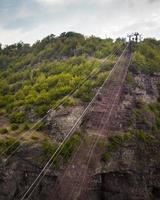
xmin=0 ymin=0 xmax=160 ymax=45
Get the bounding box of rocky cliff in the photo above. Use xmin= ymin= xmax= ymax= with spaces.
xmin=0 ymin=72 xmax=160 ymax=200
xmin=0 ymin=146 xmax=57 ymax=200
xmin=93 ymin=71 xmax=160 ymax=200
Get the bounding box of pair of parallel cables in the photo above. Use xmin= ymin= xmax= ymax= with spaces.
xmin=20 ymin=45 xmax=129 ymax=200
xmin=0 ymin=45 xmax=122 ymax=162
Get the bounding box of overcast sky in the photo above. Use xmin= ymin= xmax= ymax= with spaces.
xmin=0 ymin=0 xmax=160 ymax=45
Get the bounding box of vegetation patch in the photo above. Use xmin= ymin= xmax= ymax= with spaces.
xmin=0 ymin=128 xmax=8 ymax=134
xmin=0 ymin=137 xmax=20 ymax=155
xmin=131 ymin=39 xmax=160 ymax=74
xmin=41 ymin=132 xmax=82 ymax=168
xmin=0 ymin=33 xmax=123 ymax=137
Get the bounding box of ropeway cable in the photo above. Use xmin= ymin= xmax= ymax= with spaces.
xmin=71 ymin=52 xmax=132 ymax=200
xmin=51 ymin=46 xmax=130 ymax=199
xmin=0 ymin=46 xmax=122 ymax=161
xmin=20 ymin=45 xmax=128 ymax=200
xmin=68 ymin=52 xmax=130 ymax=199
xmin=61 ymin=52 xmax=126 ymax=199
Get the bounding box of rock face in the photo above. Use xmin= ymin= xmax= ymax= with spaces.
xmin=0 ymin=146 xmax=57 ymax=200
xmin=0 ymin=72 xmax=160 ymax=200
xmin=92 ymin=72 xmax=160 ymax=200
xmin=45 ymin=105 xmax=84 ymax=141
xmin=0 ymin=104 xmax=85 ymax=200
xmin=95 ymin=139 xmax=160 ymax=200
xmin=109 ymin=73 xmax=160 ymax=132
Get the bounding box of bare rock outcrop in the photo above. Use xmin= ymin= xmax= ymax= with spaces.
xmin=0 ymin=146 xmax=57 ymax=200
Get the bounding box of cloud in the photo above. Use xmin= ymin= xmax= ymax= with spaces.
xmin=37 ymin=0 xmax=60 ymax=2
xmin=35 ymin=0 xmax=64 ymax=4
xmin=0 ymin=0 xmax=160 ymax=45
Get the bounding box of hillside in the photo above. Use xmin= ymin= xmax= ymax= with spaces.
xmin=0 ymin=32 xmax=123 ymax=143
xmin=0 ymin=33 xmax=160 ymax=199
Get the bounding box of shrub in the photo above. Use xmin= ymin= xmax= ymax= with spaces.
xmin=11 ymin=123 xmax=19 ymax=131
xmin=127 ymin=73 xmax=137 ymax=91
xmin=74 ymin=81 xmax=93 ymax=102
xmin=42 ymin=139 xmax=61 ymax=168
xmin=107 ymin=133 xmax=132 ymax=152
xmin=156 ymin=117 xmax=160 ymax=130
xmin=135 ymin=131 xmax=153 ymax=144
xmin=35 ymin=105 xmax=50 ymax=117
xmin=31 ymin=135 xmax=39 ymax=141
xmin=21 ymin=123 xmax=30 ymax=131
xmin=60 ymin=134 xmax=81 ymax=163
xmin=49 ymin=86 xmax=72 ymax=101
xmin=0 ymin=128 xmax=8 ymax=134
xmin=0 ymin=96 xmax=6 ymax=108
xmin=131 ymin=51 xmax=147 ymax=73
xmin=9 ymin=112 xmax=25 ymax=124
xmin=102 ymin=152 xmax=110 ymax=162
xmin=42 ymin=139 xmax=58 ymax=159
xmin=0 ymin=137 xmax=20 ymax=155
xmin=36 ymin=121 xmax=45 ymax=131
xmin=94 ymin=72 xmax=109 ymax=87
xmin=42 ymin=133 xmax=82 ymax=167
xmin=100 ymin=59 xmax=115 ymax=71
xmin=62 ymin=97 xmax=75 ymax=107
xmin=0 ymin=109 xmax=5 ymax=115
xmin=35 ymin=92 xmax=50 ymax=106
